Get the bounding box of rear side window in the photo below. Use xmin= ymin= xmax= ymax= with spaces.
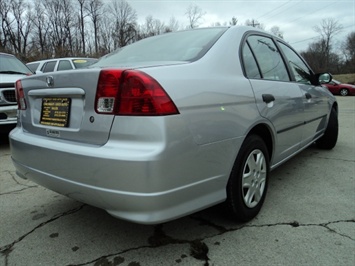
xmin=278 ymin=42 xmax=313 ymax=84
xmin=57 ymin=60 xmax=73 ymax=71
xmin=246 ymin=35 xmax=289 ymax=81
xmin=42 ymin=61 xmax=56 ymax=73
xmin=242 ymin=43 xmax=261 ymax=79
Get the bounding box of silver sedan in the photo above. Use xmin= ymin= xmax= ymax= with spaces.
xmin=10 ymin=26 xmax=338 ymax=224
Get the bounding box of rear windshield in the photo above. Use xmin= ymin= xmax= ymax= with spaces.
xmin=94 ymin=27 xmax=227 ymax=67
xmin=72 ymin=58 xmax=98 ymax=68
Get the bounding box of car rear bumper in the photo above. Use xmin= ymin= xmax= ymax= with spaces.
xmin=10 ymin=127 xmax=232 ymax=224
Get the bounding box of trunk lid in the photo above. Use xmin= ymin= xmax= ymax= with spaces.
xmin=19 ymin=69 xmax=115 ymax=145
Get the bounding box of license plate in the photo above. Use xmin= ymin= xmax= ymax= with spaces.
xmin=40 ymin=97 xmax=71 ymax=127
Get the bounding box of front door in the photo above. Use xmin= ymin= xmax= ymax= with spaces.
xmin=242 ymin=35 xmax=305 ymax=166
xmin=277 ymin=41 xmax=329 ymax=146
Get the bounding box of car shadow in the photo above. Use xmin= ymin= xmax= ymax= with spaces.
xmin=0 ymin=125 xmax=15 ymax=146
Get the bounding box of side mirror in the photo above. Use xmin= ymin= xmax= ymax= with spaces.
xmin=318 ymin=73 xmax=332 ymax=84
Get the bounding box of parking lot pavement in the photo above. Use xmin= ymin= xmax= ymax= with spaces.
xmin=1 ymin=96 xmax=354 ymax=266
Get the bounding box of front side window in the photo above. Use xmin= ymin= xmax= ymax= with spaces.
xmin=278 ymin=42 xmax=312 ymax=84
xmin=247 ymin=35 xmax=289 ymax=82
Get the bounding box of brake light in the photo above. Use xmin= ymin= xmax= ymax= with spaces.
xmin=15 ymin=80 xmax=26 ymax=110
xmin=95 ymin=69 xmax=179 ymax=116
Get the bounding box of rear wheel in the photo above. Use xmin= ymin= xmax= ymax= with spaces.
xmin=340 ymin=88 xmax=348 ymax=96
xmin=316 ymin=108 xmax=338 ymax=149
xmin=226 ymin=135 xmax=270 ymax=222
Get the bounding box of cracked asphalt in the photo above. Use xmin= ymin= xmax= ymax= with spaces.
xmin=1 ymin=96 xmax=354 ymax=266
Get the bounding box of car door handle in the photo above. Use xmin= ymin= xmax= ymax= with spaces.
xmin=305 ymin=93 xmax=312 ymax=99
xmin=262 ymin=94 xmax=275 ymax=104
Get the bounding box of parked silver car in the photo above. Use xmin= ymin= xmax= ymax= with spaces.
xmin=10 ymin=26 xmax=338 ymax=224
xmin=0 ymin=52 xmax=32 ymax=132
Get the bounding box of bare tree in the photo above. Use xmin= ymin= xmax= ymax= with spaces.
xmin=185 ymin=4 xmax=205 ymax=29
xmin=86 ymin=0 xmax=103 ymax=55
xmin=313 ymin=18 xmax=343 ymax=70
xmin=140 ymin=15 xmax=166 ymax=38
xmin=77 ymin=0 xmax=88 ymax=55
xmin=109 ymin=0 xmax=137 ymax=49
xmin=342 ymin=32 xmax=355 ymax=61
xmin=12 ymin=0 xmax=33 ymax=57
xmin=29 ymin=0 xmax=51 ymax=59
xmin=229 ymin=17 xmax=238 ymax=26
xmin=99 ymin=15 xmax=115 ymax=54
xmin=43 ymin=0 xmax=76 ymax=57
xmin=0 ymin=0 xmax=12 ymax=52
xmin=270 ymin=26 xmax=283 ymax=39
xmin=166 ymin=16 xmax=180 ymax=32
xmin=341 ymin=31 xmax=355 ymax=73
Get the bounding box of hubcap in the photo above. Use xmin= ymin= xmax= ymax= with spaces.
xmin=340 ymin=89 xmax=348 ymax=96
xmin=242 ymin=149 xmax=267 ymax=208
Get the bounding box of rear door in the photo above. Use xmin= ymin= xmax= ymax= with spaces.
xmin=242 ymin=34 xmax=305 ymax=165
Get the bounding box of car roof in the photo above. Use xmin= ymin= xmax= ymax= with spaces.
xmin=27 ymin=57 xmax=97 ymax=64
xmin=0 ymin=52 xmax=15 ymax=57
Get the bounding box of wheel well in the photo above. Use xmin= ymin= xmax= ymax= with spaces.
xmin=247 ymin=124 xmax=273 ymax=159
xmin=339 ymin=88 xmax=349 ymax=94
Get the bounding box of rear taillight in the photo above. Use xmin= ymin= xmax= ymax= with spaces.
xmin=95 ymin=69 xmax=123 ymax=113
xmin=95 ymin=69 xmax=179 ymax=116
xmin=15 ymin=80 xmax=26 ymax=110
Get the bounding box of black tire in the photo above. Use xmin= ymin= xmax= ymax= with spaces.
xmin=226 ymin=135 xmax=270 ymax=222
xmin=340 ymin=88 xmax=348 ymax=96
xmin=316 ymin=108 xmax=338 ymax=149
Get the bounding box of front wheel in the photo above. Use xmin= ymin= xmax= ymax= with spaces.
xmin=316 ymin=108 xmax=338 ymax=149
xmin=340 ymin=88 xmax=348 ymax=96
xmin=226 ymin=135 xmax=270 ymax=222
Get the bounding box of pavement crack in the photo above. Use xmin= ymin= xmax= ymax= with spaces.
xmin=67 ymin=245 xmax=151 ymax=266
xmin=242 ymin=219 xmax=355 ymax=239
xmin=316 ymin=156 xmax=354 ymax=162
xmin=191 ymin=216 xmax=355 ymax=242
xmin=61 ymin=219 xmax=355 ymax=266
xmin=319 ymin=219 xmax=355 ymax=241
xmin=0 ymin=204 xmax=86 ymax=258
xmin=8 ymin=171 xmax=22 ymax=185
xmin=68 ymin=224 xmax=211 ymax=266
xmin=0 ymin=185 xmax=38 ymax=196
xmin=0 ymin=171 xmax=38 ymax=196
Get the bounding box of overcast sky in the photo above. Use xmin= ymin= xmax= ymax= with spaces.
xmin=123 ymin=0 xmax=354 ymax=52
